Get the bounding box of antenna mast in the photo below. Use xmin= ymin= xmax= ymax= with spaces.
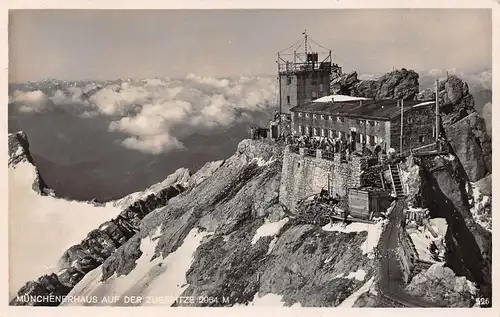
xmin=278 ymin=53 xmax=282 ymax=115
xmin=303 ymin=30 xmax=308 ymax=55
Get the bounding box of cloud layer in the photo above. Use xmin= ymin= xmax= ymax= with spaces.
xmin=10 ymin=75 xmax=277 ymax=154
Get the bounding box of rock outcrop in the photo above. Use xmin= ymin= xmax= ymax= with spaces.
xmin=331 ymin=71 xmax=359 ymax=95
xmin=331 ymin=69 xmax=420 ymax=101
xmin=8 ymin=132 xmax=53 ymax=195
xmin=395 ymin=74 xmax=491 ymax=304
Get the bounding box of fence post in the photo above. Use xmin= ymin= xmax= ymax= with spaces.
xmin=316 ymin=149 xmax=322 ymax=159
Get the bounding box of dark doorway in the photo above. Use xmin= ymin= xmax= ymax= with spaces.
xmin=271 ymin=125 xmax=278 ymax=139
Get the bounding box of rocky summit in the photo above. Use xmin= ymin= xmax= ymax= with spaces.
xmin=9 ymin=71 xmax=492 ymax=308
xmin=331 ymin=69 xmax=420 ymax=101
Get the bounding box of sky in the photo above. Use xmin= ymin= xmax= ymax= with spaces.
xmin=8 ymin=9 xmax=492 ymax=82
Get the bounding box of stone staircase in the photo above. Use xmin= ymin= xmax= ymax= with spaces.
xmin=389 ymin=164 xmax=405 ymax=198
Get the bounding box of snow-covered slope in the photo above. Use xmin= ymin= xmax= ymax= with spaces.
xmin=9 ymin=131 xmax=226 ymax=305
xmin=8 ymin=132 xmax=122 ymax=297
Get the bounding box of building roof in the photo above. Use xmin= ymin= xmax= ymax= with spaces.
xmin=312 ymin=94 xmax=370 ymax=103
xmin=290 ymin=98 xmax=435 ymax=121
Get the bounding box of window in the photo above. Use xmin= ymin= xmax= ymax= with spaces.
xmin=321 ymin=128 xmax=327 ymax=137
xmin=298 ymin=112 xmax=302 ymax=118
xmin=340 ymin=131 xmax=346 ymax=139
xmin=419 ymin=136 xmax=425 ymax=143
xmin=298 ymin=126 xmax=303 ymax=134
xmin=305 ymin=113 xmax=310 ymax=118
xmin=359 ymin=133 xmax=364 ymax=144
xmin=329 ymin=116 xmax=334 ymax=121
xmin=312 ymin=91 xmax=318 ymax=98
xmin=374 ymin=136 xmax=378 ymax=144
xmin=432 ymin=126 xmax=436 ymax=137
xmin=375 ymin=121 xmax=380 ymax=126
xmin=313 ymin=114 xmax=317 ymax=119
xmin=311 ymin=80 xmax=318 ymax=85
xmin=330 ymin=130 xmax=336 ymax=138
xmin=369 ymin=135 xmax=375 ymax=146
xmin=368 ymin=120 xmax=375 ymax=127
xmin=340 ymin=117 xmax=345 ymax=123
xmin=287 ymin=76 xmax=292 ymax=85
xmin=305 ymin=126 xmax=310 ymax=135
xmin=287 ymin=96 xmax=290 ymax=104
xmin=314 ymin=128 xmax=319 ymax=136
xmin=319 ymin=84 xmax=324 ymax=91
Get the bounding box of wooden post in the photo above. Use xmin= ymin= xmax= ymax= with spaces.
xmin=435 ymin=79 xmax=440 ymax=143
xmin=399 ymin=99 xmax=404 ymax=153
xmin=278 ymin=53 xmax=282 ymax=115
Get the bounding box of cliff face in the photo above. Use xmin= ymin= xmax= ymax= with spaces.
xmin=418 ymin=155 xmax=491 ymax=299
xmin=438 ymin=75 xmax=492 ymax=182
xmin=402 ymin=76 xmax=492 ymax=301
xmin=8 ymin=132 xmax=52 ymax=195
xmin=331 ymin=69 xmax=420 ymax=101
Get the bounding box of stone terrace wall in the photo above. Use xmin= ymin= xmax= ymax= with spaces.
xmin=330 ymin=153 xmax=366 ymax=197
xmin=279 ymin=146 xmax=365 ymax=213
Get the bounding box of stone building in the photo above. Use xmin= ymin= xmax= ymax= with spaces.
xmin=290 ymin=96 xmax=438 ymax=153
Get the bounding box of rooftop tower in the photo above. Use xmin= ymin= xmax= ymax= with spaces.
xmin=277 ymin=31 xmax=341 ymax=114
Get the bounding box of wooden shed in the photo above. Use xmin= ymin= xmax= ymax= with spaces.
xmin=348 ymin=187 xmax=392 ymax=220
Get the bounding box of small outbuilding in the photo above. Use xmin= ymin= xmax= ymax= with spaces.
xmin=348 ymin=187 xmax=392 ymax=220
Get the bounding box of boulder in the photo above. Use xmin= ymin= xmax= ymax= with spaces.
xmin=438 ymin=75 xmax=475 ymax=126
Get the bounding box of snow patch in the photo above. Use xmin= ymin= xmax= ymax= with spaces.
xmin=14 ymin=145 xmax=24 ymax=157
xmin=346 ymin=269 xmax=367 ymax=281
xmin=252 ymin=217 xmax=289 ymax=245
xmin=335 ymin=269 xmax=367 ymax=281
xmin=429 ymin=218 xmax=448 ymax=237
xmin=313 ymin=94 xmax=370 ymax=103
xmin=468 ymin=180 xmax=491 ymax=231
xmin=337 ymin=277 xmax=375 ymax=307
xmin=251 ymin=157 xmax=276 ymax=167
xmin=444 ymin=154 xmax=456 ymax=161
xmin=408 ymin=219 xmax=447 ymax=263
xmin=8 ymin=161 xmax=121 ymax=298
xmin=322 ymin=220 xmax=385 ymax=258
xmin=324 ymin=255 xmax=334 ymax=264
xmin=64 ymin=227 xmax=210 ymax=306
